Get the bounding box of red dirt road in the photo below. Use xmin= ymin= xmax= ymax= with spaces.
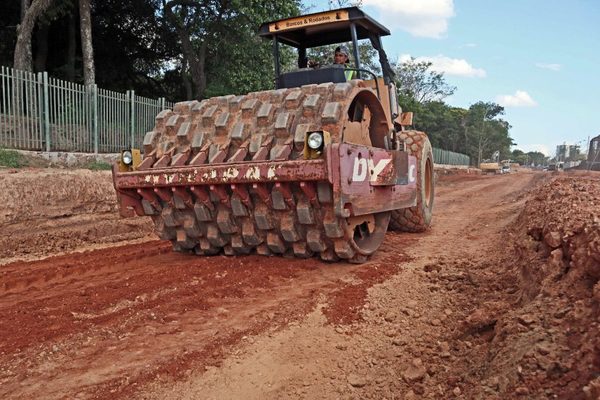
xmin=1 ymin=169 xmax=599 ymax=399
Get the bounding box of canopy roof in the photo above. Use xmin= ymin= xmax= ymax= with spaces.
xmin=258 ymin=7 xmax=390 ymax=48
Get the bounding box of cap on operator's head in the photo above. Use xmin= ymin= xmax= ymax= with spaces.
xmin=335 ymin=45 xmax=350 ymax=56
xmin=335 ymin=46 xmax=350 ymax=57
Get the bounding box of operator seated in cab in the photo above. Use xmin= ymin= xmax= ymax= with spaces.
xmin=333 ymin=45 xmax=355 ymax=81
xmin=307 ymin=45 xmax=355 ymax=81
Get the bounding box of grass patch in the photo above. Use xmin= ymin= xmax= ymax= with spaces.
xmin=85 ymin=160 xmax=112 ymax=171
xmin=0 ymin=148 xmax=26 ymax=168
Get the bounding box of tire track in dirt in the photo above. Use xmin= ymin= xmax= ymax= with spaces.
xmin=0 ymin=236 xmax=413 ymax=399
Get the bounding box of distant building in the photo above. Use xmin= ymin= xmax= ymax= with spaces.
xmin=556 ymin=143 xmax=581 ymax=162
xmin=556 ymin=143 xmax=568 ymax=161
xmin=588 ymin=135 xmax=600 ymax=168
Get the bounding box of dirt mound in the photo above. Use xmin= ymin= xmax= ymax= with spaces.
xmin=517 ymin=175 xmax=600 ymax=301
xmin=460 ymin=175 xmax=600 ymax=399
xmin=0 ymin=168 xmax=115 ymax=224
xmin=509 ymin=175 xmax=600 ymax=398
xmin=0 ymin=168 xmax=153 ymax=264
xmin=2 ymin=149 xmax=119 ymax=169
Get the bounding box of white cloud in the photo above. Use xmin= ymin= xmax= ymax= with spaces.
xmin=495 ymin=90 xmax=538 ymax=107
xmin=535 ymin=63 xmax=561 ymax=71
xmin=363 ymin=0 xmax=454 ymax=38
xmin=399 ymin=54 xmax=486 ymax=78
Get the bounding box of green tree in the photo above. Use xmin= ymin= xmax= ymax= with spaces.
xmin=510 ymin=149 xmax=527 ymax=164
xmin=411 ymin=101 xmax=463 ymax=152
xmin=393 ymin=59 xmax=516 ymax=166
xmin=3 ymin=0 xmax=179 ymax=98
xmin=327 ymin=0 xmax=362 ymax=8
xmin=394 ymin=57 xmax=456 ymax=104
xmin=203 ymin=0 xmax=301 ymax=97
xmin=0 ymin=1 xmax=20 ymax=67
xmin=511 ymin=150 xmax=549 ymax=166
xmin=162 ymin=0 xmax=301 ymax=100
xmin=465 ymin=102 xmax=514 ymax=165
xmin=526 ymin=151 xmax=548 ymax=166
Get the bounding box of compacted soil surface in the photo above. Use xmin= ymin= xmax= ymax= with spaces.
xmin=0 ymin=168 xmax=598 ymax=399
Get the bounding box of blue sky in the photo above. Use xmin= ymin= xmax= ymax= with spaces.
xmin=309 ymin=0 xmax=600 ymax=156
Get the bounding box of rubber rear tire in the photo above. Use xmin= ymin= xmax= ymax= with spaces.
xmin=389 ymin=130 xmax=434 ymax=232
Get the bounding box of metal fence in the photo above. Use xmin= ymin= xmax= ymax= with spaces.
xmin=1 ymin=65 xmax=473 ymax=165
xmin=433 ymin=147 xmax=470 ymax=166
xmin=0 ymin=65 xmax=171 ymax=153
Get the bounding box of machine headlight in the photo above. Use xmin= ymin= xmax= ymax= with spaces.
xmin=122 ymin=150 xmax=133 ymax=166
xmin=307 ymin=132 xmax=324 ymax=150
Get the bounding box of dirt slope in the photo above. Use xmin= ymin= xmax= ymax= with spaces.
xmin=0 ymin=169 xmax=598 ymax=399
xmin=0 ymin=169 xmax=154 ymax=265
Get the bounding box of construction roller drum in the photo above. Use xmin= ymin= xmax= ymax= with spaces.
xmin=112 ymin=80 xmax=434 ymax=263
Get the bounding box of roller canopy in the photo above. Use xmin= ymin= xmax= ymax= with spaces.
xmin=258 ymin=7 xmax=390 ymax=48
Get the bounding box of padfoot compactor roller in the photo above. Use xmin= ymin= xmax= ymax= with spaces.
xmin=112 ymin=7 xmax=435 ymax=263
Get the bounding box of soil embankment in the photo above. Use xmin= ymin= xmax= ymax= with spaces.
xmin=0 ymin=169 xmax=154 ymax=265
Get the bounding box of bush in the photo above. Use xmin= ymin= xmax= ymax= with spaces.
xmin=0 ymin=148 xmax=26 ymax=168
xmin=85 ymin=160 xmax=112 ymax=171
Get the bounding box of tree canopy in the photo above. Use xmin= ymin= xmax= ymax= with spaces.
xmin=3 ymin=0 xmax=301 ymax=99
xmin=2 ymin=0 xmax=522 ymax=165
xmin=395 ymin=57 xmax=456 ymax=103
xmin=510 ymin=149 xmax=549 ymax=166
xmin=392 ymin=58 xmax=516 ymax=165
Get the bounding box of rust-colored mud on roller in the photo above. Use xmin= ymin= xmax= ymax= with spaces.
xmin=112 ymin=6 xmax=435 ymax=263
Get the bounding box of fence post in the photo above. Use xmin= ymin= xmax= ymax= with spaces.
xmin=129 ymin=90 xmax=135 ymax=148
xmin=159 ymin=97 xmax=165 ymax=111
xmin=36 ymin=72 xmax=43 ymax=150
xmin=91 ymin=84 xmax=98 ymax=154
xmin=41 ymin=72 xmax=51 ymax=152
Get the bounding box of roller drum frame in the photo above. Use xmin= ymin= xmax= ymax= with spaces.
xmin=112 ymin=81 xmax=429 ymax=263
